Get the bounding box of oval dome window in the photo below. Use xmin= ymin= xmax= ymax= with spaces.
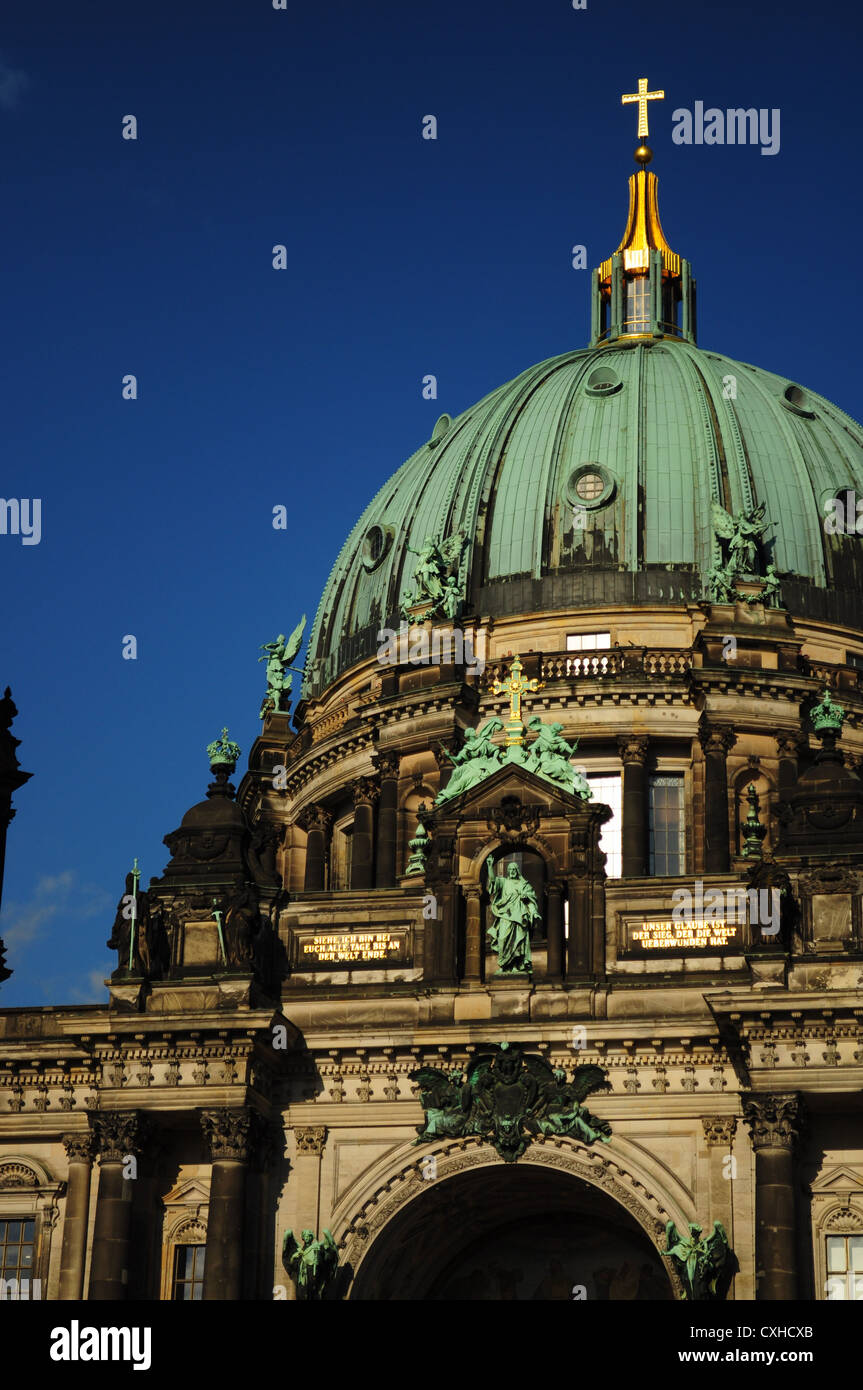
xmin=566 ymin=464 xmax=616 ymax=510
xmin=361 ymin=524 xmax=393 ymax=571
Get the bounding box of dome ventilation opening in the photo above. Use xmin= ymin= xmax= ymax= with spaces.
xmin=782 ymin=383 xmax=816 ymax=419
xmin=585 ymin=367 xmax=623 ymax=397
xmin=428 ymin=413 xmax=452 ymax=447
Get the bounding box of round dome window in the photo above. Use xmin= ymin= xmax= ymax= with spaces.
xmin=360 ymin=524 xmax=393 ymax=571
xmin=566 ymin=464 xmax=616 ymax=510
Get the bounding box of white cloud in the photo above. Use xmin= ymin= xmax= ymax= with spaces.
xmin=3 ymin=871 xmax=112 ymax=951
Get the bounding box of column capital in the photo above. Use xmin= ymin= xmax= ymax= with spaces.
xmin=200 ymin=1107 xmax=252 ymax=1162
xmin=743 ymin=1093 xmax=802 ymax=1151
xmin=62 ymin=1132 xmax=96 ymax=1163
xmin=701 ymin=1115 xmax=737 ymax=1148
xmin=699 ymin=721 xmax=737 ymax=757
xmin=92 ymin=1110 xmax=149 ymax=1162
xmin=617 ymin=735 xmax=649 ymax=765
xmin=350 ymin=776 xmax=380 ymax=808
xmin=298 ymin=804 xmax=332 ymax=836
xmin=294 ymin=1124 xmax=328 ymax=1157
xmin=373 ymin=750 xmax=400 ymax=780
xmin=775 ymin=731 xmax=803 ymax=759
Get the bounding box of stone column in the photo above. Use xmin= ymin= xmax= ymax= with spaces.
xmin=300 ymin=806 xmax=332 ymax=892
xmin=566 ymin=873 xmax=590 ymax=979
xmin=743 ymin=1094 xmax=802 ymax=1301
xmin=618 ymin=736 xmax=648 ymax=877
xmin=59 ymin=1132 xmax=95 ymax=1300
xmin=464 ymin=887 xmax=483 ymax=982
xmin=350 ymin=778 xmax=379 ymax=890
xmin=775 ymin=733 xmax=800 ymax=800
xmin=200 ymin=1108 xmax=252 ymax=1301
xmin=701 ymin=1116 xmax=738 ymax=1291
xmin=89 ymin=1112 xmax=148 ymax=1300
xmin=700 ymin=724 xmax=736 ymax=873
xmin=545 ymin=883 xmax=564 ymax=978
xmin=374 ymin=753 xmax=399 ymax=888
xmin=287 ymin=1126 xmax=328 ymax=1302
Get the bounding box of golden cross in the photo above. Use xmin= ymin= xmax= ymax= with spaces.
xmin=621 ymin=77 xmax=664 ymax=140
xmin=492 ymin=655 xmax=544 ymax=747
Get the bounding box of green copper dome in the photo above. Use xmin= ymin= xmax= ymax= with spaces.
xmin=303 ymin=340 xmax=863 ymax=697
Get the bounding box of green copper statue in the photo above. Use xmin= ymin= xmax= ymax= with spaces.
xmin=400 ymin=533 xmax=465 ymax=620
xmin=282 ymin=1227 xmax=339 ymax=1300
xmin=662 ymin=1220 xmax=731 ymax=1300
xmin=259 ymin=616 xmax=306 ymax=718
xmin=434 ymin=718 xmax=504 ymax=805
xmin=526 ymin=717 xmax=592 ymax=799
xmin=411 ymin=1042 xmax=611 ymax=1164
xmin=485 ymin=856 xmax=541 ymax=974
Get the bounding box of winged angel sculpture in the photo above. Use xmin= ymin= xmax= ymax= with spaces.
xmin=662 ymin=1220 xmax=731 ymax=1300
xmin=411 ymin=1042 xmax=611 ymax=1163
xmin=259 ymin=616 xmax=306 ymax=718
xmin=706 ymin=501 xmax=776 ymax=604
xmin=400 ymin=532 xmax=466 ymax=620
xmin=282 ymin=1227 xmax=339 ymax=1300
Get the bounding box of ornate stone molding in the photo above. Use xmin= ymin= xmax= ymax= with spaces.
xmin=338 ymin=1138 xmax=684 ymax=1299
xmin=200 ymin=1107 xmax=251 ymax=1162
xmin=62 ymin=1132 xmax=95 ymax=1163
xmin=742 ymin=1093 xmax=801 ymax=1151
xmin=93 ymin=1111 xmax=148 ymax=1162
xmin=701 ymin=1116 xmax=737 ymax=1148
xmin=294 ymin=1124 xmax=328 ymax=1157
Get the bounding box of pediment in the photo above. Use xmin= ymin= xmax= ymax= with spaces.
xmin=432 ymin=761 xmax=603 ymax=826
xmin=810 ymin=1165 xmax=863 ymax=1195
xmin=163 ymin=1175 xmax=210 ymax=1207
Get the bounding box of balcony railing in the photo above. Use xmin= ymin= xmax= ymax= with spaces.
xmin=483 ymin=648 xmax=693 ymax=687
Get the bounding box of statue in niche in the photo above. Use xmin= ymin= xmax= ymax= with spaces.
xmin=259 ymin=616 xmax=306 ymax=718
xmin=282 ymin=1228 xmax=339 ymax=1300
xmin=485 ymin=856 xmax=542 ymax=974
xmin=223 ymin=879 xmax=259 ymax=969
xmin=435 ymin=718 xmax=504 ymax=805
xmin=662 ymin=1220 xmax=732 ymax=1300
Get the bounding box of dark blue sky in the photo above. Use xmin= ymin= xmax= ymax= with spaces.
xmin=1 ymin=0 xmax=859 ymax=1004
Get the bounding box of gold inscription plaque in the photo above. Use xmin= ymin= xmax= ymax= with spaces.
xmin=625 ymin=919 xmax=741 ymax=952
xmin=296 ymin=931 xmax=407 ymax=969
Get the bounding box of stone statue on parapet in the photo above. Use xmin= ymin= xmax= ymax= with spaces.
xmin=282 ymin=1227 xmax=339 ymax=1300
xmin=259 ymin=616 xmax=307 ymax=719
xmin=400 ymin=532 xmax=465 ymax=620
xmin=662 ymin=1220 xmax=732 ymax=1300
xmin=434 ymin=718 xmax=504 ymax=805
xmin=485 ymin=856 xmax=541 ymax=974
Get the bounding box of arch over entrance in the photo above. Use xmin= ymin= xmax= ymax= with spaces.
xmin=345 ymin=1149 xmax=676 ymax=1301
